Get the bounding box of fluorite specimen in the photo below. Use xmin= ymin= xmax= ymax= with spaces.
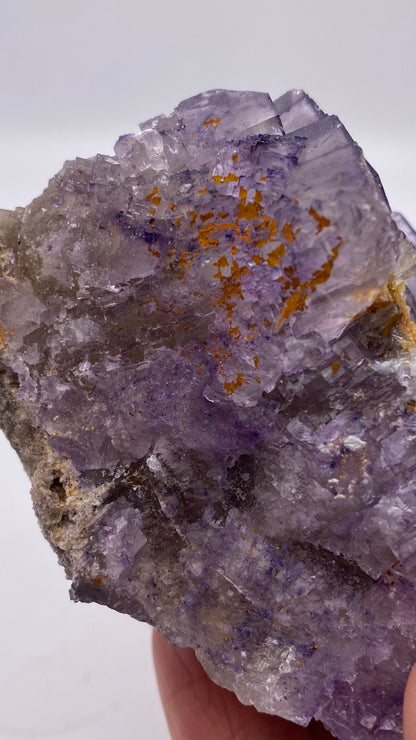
xmin=1 ymin=89 xmax=416 ymax=739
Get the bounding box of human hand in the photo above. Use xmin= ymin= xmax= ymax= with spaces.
xmin=154 ymin=631 xmax=416 ymax=739
xmin=152 ymin=630 xmax=334 ymax=739
xmin=404 ymin=664 xmax=416 ymax=739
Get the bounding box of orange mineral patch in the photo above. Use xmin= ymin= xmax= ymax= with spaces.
xmin=213 ymin=254 xmax=229 ymax=278
xmin=276 ymin=239 xmax=342 ymax=330
xmin=309 ymin=208 xmax=331 ymax=234
xmin=282 ymin=222 xmax=296 ymax=243
xmin=384 ymin=278 xmax=416 ymax=348
xmin=229 ymin=326 xmax=241 ymax=339
xmin=213 ymin=259 xmax=250 ymax=314
xmin=200 ymin=211 xmax=215 ymax=223
xmin=145 ymin=186 xmax=159 ymax=201
xmin=0 ymin=326 xmax=7 ymax=349
xmin=267 ymin=243 xmax=286 ymax=267
xmin=203 ymin=117 xmax=221 ymax=130
xmin=212 ymin=172 xmax=239 ymax=184
xmin=224 ymin=373 xmax=246 ymax=395
xmin=198 ymin=220 xmax=239 ymax=250
xmin=237 ymin=188 xmax=263 ymax=220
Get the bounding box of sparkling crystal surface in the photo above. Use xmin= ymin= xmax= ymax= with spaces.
xmin=1 ymin=89 xmax=416 ymax=739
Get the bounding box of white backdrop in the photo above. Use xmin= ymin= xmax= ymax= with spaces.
xmin=0 ymin=1 xmax=416 ymax=738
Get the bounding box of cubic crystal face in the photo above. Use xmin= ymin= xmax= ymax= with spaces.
xmin=1 ymin=89 xmax=416 ymax=739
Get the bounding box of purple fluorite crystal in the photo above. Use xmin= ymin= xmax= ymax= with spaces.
xmin=1 ymin=89 xmax=416 ymax=739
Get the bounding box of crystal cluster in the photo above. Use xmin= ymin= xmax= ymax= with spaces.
xmin=1 ymin=89 xmax=416 ymax=739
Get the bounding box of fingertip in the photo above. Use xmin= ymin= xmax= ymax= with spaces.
xmin=151 ymin=630 xmax=312 ymax=740
xmin=152 ymin=630 xmax=216 ymax=740
xmin=152 ymin=628 xmax=174 ymax=671
xmin=404 ymin=663 xmax=416 ymax=740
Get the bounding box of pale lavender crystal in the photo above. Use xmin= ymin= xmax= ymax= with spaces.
xmin=1 ymin=89 xmax=416 ymax=739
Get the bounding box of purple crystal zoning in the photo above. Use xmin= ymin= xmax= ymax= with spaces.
xmin=1 ymin=89 xmax=416 ymax=738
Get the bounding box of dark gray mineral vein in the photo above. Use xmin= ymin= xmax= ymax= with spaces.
xmin=1 ymin=88 xmax=416 ymax=739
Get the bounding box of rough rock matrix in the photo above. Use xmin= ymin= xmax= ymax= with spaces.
xmin=1 ymin=89 xmax=416 ymax=739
